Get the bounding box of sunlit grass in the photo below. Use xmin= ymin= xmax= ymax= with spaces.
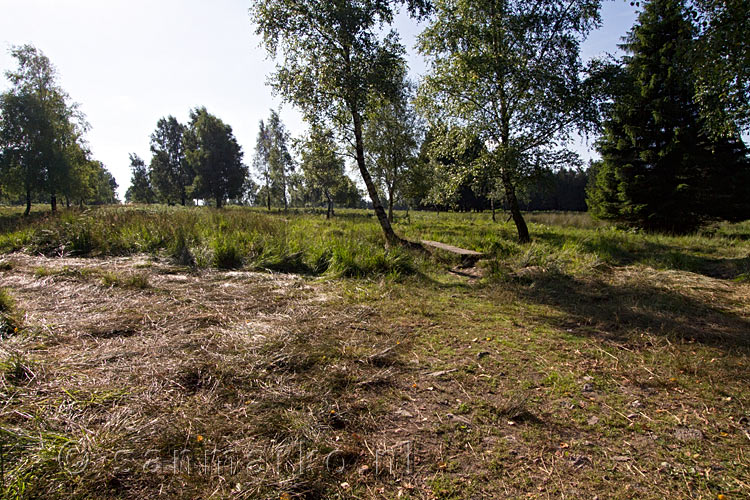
xmin=1 ymin=205 xmax=749 ymax=280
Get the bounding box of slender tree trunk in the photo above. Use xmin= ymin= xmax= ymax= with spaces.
xmin=502 ymin=173 xmax=530 ymax=243
xmin=181 ymin=187 xmax=186 ymax=206
xmin=51 ymin=194 xmax=57 ymax=212
xmin=341 ymin=43 xmax=403 ymax=248
xmin=216 ymin=195 xmax=222 ymax=209
xmin=66 ymin=196 xmax=70 ymax=209
xmin=497 ymin=83 xmax=529 ymax=242
xmin=350 ymin=102 xmax=400 ymax=247
xmin=282 ymin=175 xmax=288 ymax=212
xmin=25 ymin=188 xmax=31 ymax=216
xmin=325 ymin=190 xmax=332 ymax=220
xmin=266 ymin=179 xmax=271 ymax=211
xmin=387 ymin=188 xmax=394 ymax=223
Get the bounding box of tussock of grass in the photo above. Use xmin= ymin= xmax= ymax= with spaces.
xmin=1 ymin=351 xmax=37 ymax=385
xmin=0 ymin=287 xmax=20 ymax=337
xmin=101 ymin=271 xmax=150 ymax=289
xmin=0 ymin=287 xmax=14 ymax=313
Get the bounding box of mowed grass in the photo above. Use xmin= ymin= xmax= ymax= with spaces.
xmin=0 ymin=204 xmax=749 ymax=499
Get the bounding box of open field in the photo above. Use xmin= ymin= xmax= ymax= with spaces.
xmin=1 ymin=206 xmax=749 ymax=499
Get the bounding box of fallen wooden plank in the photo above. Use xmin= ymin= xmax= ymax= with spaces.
xmin=421 ymin=240 xmax=483 ymax=256
xmin=420 ymin=240 xmax=486 ymax=267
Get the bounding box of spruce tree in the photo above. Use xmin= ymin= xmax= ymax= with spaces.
xmin=588 ymin=0 xmax=750 ymax=232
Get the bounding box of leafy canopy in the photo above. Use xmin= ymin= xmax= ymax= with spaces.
xmin=184 ymin=107 xmax=247 ymax=208
xmin=418 ymin=0 xmax=602 ymax=241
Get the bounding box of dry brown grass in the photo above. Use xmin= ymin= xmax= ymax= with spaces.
xmin=0 ymin=254 xmax=420 ymax=498
xmin=2 ymin=249 xmax=750 ymax=499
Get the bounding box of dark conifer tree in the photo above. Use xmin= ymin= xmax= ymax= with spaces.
xmin=588 ymin=0 xmax=750 ymax=232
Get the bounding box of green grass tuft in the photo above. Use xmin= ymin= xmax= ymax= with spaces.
xmin=0 ymin=287 xmax=21 ymax=337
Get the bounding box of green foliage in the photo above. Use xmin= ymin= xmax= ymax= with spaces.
xmin=250 ymin=0 xmax=428 ymax=245
xmin=125 ymin=153 xmax=156 ymax=203
xmin=253 ymin=110 xmax=294 ymax=210
xmin=297 ymin=125 xmax=348 ymax=217
xmin=418 ymin=125 xmax=486 ymax=211
xmin=149 ymin=116 xmax=192 ymax=206
xmin=0 ymin=287 xmax=20 ymax=337
xmin=588 ymin=0 xmax=750 ymax=233
xmin=100 ymin=271 xmax=150 ymax=289
xmin=417 ymin=0 xmax=602 ymax=242
xmin=0 ymin=44 xmax=103 ymax=213
xmin=169 ymin=227 xmax=195 ymax=266
xmin=689 ymin=0 xmax=750 ymax=135
xmin=211 ymin=235 xmax=245 ymax=269
xmin=0 ymin=45 xmax=117 ymax=212
xmin=184 ymin=107 xmax=247 ymax=208
xmin=363 ymin=64 xmax=420 ymax=221
xmin=327 ymin=239 xmax=416 ymax=279
xmin=1 ymin=352 xmax=36 ymax=385
xmin=0 ymin=206 xmax=426 ymax=278
xmin=2 ymin=205 xmax=749 ymax=282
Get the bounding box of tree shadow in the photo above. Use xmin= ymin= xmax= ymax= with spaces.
xmin=512 ymin=271 xmax=750 ymax=353
xmin=0 ymin=210 xmax=57 ymax=234
xmin=533 ymin=231 xmax=750 ymax=280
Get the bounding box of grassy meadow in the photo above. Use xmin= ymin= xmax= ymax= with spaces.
xmin=1 ymin=204 xmax=749 ymax=499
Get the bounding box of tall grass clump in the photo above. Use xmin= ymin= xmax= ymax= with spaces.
xmin=169 ymin=227 xmax=196 ymax=266
xmin=211 ymin=234 xmax=246 ymax=269
xmin=327 ymin=240 xmax=416 ymax=279
xmin=0 ymin=287 xmax=20 ymax=337
xmin=2 ymin=205 xmax=748 ymax=279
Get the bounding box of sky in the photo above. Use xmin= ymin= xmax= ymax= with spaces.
xmin=0 ymin=1 xmax=639 ymax=200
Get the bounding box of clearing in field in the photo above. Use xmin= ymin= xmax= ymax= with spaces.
xmin=1 ymin=206 xmax=749 ymax=499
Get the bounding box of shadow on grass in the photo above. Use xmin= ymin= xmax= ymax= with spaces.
xmin=283 ymin=208 xmax=375 ymax=220
xmin=513 ymin=271 xmax=750 ymax=353
xmin=533 ymin=231 xmax=750 ymax=280
xmin=0 ymin=209 xmax=60 ymax=234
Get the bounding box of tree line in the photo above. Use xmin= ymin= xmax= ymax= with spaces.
xmin=251 ymin=0 xmax=750 ymax=243
xmin=125 ymin=108 xmax=366 ymax=211
xmin=2 ymin=0 xmax=748 ymax=244
xmin=0 ymin=45 xmax=118 ymax=213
